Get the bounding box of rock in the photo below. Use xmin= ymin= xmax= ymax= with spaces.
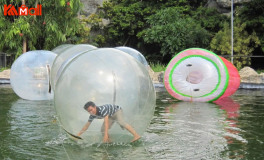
xmin=0 ymin=69 xmax=10 ymax=79
xmin=101 ymin=19 xmax=110 ymax=27
xmin=206 ymin=0 xmax=252 ymax=13
xmin=148 ymin=66 xmax=155 ymax=81
xmin=260 ymin=73 xmax=264 ymax=82
xmin=153 ymin=72 xmax=164 ymax=83
xmin=80 ymin=0 xmax=104 ymax=16
xmin=216 ymin=0 xmax=251 ymax=8
xmin=207 ymin=0 xmax=219 ymax=8
xmin=207 ymin=0 xmax=230 ymax=13
xmin=239 ymin=66 xmax=264 ymax=84
xmin=148 ymin=66 xmax=164 ymax=83
xmin=239 ymin=66 xmax=258 ymax=77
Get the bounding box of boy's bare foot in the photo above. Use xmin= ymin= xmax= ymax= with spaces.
xmin=131 ymin=136 xmax=141 ymax=142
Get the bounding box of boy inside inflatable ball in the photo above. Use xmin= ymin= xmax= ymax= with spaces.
xmin=77 ymin=101 xmax=141 ymax=143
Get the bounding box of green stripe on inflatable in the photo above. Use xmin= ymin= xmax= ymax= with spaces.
xmin=169 ymin=55 xmax=221 ymax=98
xmin=166 ymin=48 xmax=229 ymax=102
xmin=194 ymin=48 xmax=229 ymax=102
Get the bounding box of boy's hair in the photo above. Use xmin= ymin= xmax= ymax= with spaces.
xmin=84 ymin=101 xmax=96 ymax=110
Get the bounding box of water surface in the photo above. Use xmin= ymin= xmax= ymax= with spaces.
xmin=0 ymin=85 xmax=264 ymax=159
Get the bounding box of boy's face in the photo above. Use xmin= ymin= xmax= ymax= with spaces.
xmin=87 ymin=106 xmax=96 ymax=115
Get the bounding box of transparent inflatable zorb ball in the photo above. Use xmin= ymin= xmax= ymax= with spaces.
xmin=115 ymin=46 xmax=149 ymax=69
xmin=10 ymin=50 xmax=56 ymax=100
xmin=50 ymin=44 xmax=97 ymax=90
xmin=51 ymin=44 xmax=74 ymax=55
xmin=54 ymin=48 xmax=156 ymax=143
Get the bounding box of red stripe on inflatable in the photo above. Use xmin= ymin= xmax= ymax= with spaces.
xmin=218 ymin=57 xmax=240 ymax=99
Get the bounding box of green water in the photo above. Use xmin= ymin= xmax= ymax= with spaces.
xmin=0 ymin=85 xmax=264 ymax=160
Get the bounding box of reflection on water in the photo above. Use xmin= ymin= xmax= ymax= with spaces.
xmin=221 ymin=90 xmax=264 ymax=159
xmin=0 ymin=86 xmax=264 ymax=159
xmin=0 ymin=97 xmax=67 ymax=159
xmin=147 ymin=101 xmax=228 ymax=159
xmin=214 ymin=97 xmax=246 ymax=159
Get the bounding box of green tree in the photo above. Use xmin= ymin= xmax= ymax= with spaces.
xmin=97 ymin=0 xmax=209 ymax=62
xmin=0 ymin=0 xmax=82 ymax=57
xmin=191 ymin=6 xmax=229 ymax=34
xmin=100 ymin=1 xmax=151 ymax=46
xmin=139 ymin=7 xmax=211 ymax=62
xmin=210 ymin=21 xmax=260 ymax=70
xmin=100 ymin=0 xmax=208 ymax=46
xmin=237 ymin=0 xmax=264 ymax=52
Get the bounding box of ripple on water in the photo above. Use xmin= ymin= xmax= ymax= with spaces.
xmin=144 ymin=101 xmax=230 ymax=159
xmin=1 ymin=87 xmax=264 ymax=159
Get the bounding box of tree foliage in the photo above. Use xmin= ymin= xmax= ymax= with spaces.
xmin=140 ymin=7 xmax=211 ymax=60
xmin=2 ymin=0 xmax=264 ymax=69
xmin=100 ymin=1 xmax=151 ymax=46
xmin=97 ymin=0 xmax=210 ymax=62
xmin=237 ymin=0 xmax=264 ymax=52
xmin=210 ymin=20 xmax=260 ymax=70
xmin=191 ymin=6 xmax=229 ymax=34
xmin=0 ymin=0 xmax=82 ymax=57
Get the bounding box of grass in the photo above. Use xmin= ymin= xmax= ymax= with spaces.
xmin=0 ymin=67 xmax=9 ymax=72
xmin=256 ymin=69 xmax=264 ymax=74
xmin=149 ymin=62 xmax=166 ymax=72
